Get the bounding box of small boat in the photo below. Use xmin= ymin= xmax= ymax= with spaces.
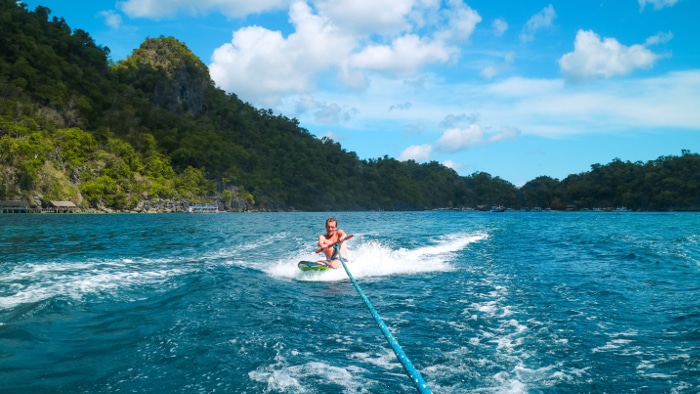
xmin=188 ymin=205 xmax=219 ymax=213
xmin=491 ymin=205 xmax=506 ymax=212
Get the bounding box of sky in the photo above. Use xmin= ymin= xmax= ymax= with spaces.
xmin=21 ymin=0 xmax=700 ymax=186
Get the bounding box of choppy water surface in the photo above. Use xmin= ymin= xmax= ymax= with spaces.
xmin=1 ymin=211 xmax=699 ymax=393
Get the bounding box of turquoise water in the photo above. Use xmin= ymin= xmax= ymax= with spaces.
xmin=1 ymin=211 xmax=699 ymax=393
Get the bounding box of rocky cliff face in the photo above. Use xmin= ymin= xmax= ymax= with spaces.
xmin=117 ymin=37 xmax=212 ymax=116
xmin=152 ymin=65 xmax=208 ymax=116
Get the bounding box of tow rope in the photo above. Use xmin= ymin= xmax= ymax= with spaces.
xmin=334 ymin=244 xmax=432 ymax=393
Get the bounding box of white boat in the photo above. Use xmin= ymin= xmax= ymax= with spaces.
xmin=188 ymin=205 xmax=219 ymax=213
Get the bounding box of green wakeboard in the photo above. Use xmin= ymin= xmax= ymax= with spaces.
xmin=298 ymin=261 xmax=329 ymax=271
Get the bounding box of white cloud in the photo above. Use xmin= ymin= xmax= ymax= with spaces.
xmin=558 ymin=30 xmax=658 ymax=81
xmin=99 ymin=10 xmax=123 ymax=29
xmin=520 ymin=4 xmax=556 ymax=42
xmin=117 ymin=0 xmax=291 ymax=19
xmin=434 ymin=0 xmax=481 ymax=42
xmin=492 ymin=18 xmax=508 ymax=37
xmin=209 ymin=26 xmax=305 ymax=106
xmin=320 ymin=131 xmax=342 ymax=142
xmin=209 ymin=2 xmax=356 ymax=106
xmin=209 ymin=1 xmax=469 ymax=107
xmin=349 ymin=34 xmax=458 ymax=75
xmin=442 ymin=160 xmax=461 ymax=171
xmin=645 ymin=31 xmax=674 ymax=46
xmin=638 ymin=0 xmax=679 ymax=11
xmin=315 ymin=0 xmax=414 ymax=36
xmin=399 ymin=144 xmax=432 ymax=161
xmin=436 ymin=124 xmax=483 ymax=153
xmin=487 ymin=70 xmax=700 ymax=135
xmin=480 ymin=65 xmax=498 ymax=79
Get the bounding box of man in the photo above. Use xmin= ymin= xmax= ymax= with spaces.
xmin=317 ymin=217 xmax=352 ymax=268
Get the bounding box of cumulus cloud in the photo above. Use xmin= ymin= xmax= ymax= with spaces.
xmin=320 ymin=131 xmax=342 ymax=142
xmin=520 ymin=4 xmax=556 ymax=42
xmin=117 ymin=0 xmax=291 ymax=19
xmin=434 ymin=0 xmax=482 ymax=42
xmin=442 ymin=160 xmax=461 ymax=171
xmin=209 ymin=2 xmax=356 ymax=106
xmin=399 ymin=144 xmax=432 ymax=161
xmin=315 ymin=0 xmax=414 ymax=36
xmin=645 ymin=31 xmax=674 ymax=46
xmin=99 ymin=10 xmax=123 ymax=29
xmin=638 ymin=0 xmax=679 ymax=11
xmin=349 ymin=34 xmax=458 ymax=75
xmin=558 ymin=30 xmax=659 ymax=81
xmin=209 ymin=1 xmax=470 ymax=107
xmin=395 ymin=122 xmax=519 ymax=165
xmin=492 ymin=18 xmax=508 ymax=37
xmin=436 ymin=124 xmax=483 ymax=153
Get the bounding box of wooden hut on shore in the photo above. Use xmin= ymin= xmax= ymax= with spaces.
xmin=0 ymin=200 xmax=29 ymax=213
xmin=0 ymin=200 xmax=80 ymax=213
xmin=48 ymin=200 xmax=79 ymax=213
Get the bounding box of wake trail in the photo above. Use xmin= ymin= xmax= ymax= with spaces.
xmin=267 ymin=232 xmax=488 ymax=282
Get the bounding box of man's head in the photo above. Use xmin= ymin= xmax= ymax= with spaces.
xmin=325 ymin=218 xmax=337 ymax=234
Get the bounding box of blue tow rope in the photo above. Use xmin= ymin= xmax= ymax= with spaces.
xmin=335 ymin=245 xmax=432 ymax=393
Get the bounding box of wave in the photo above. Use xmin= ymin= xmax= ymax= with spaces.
xmin=0 ymin=231 xmax=489 ymax=311
xmin=0 ymin=230 xmax=299 ymax=312
xmin=266 ymin=232 xmax=488 ymax=282
xmin=0 ymin=258 xmax=191 ymax=311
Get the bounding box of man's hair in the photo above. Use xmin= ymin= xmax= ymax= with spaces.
xmin=325 ymin=217 xmax=337 ymax=226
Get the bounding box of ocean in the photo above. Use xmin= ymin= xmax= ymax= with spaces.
xmin=1 ymin=211 xmax=698 ymax=393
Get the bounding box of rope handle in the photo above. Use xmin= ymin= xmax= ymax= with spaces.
xmin=315 ymin=234 xmax=354 ymax=253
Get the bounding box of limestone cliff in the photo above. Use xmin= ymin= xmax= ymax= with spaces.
xmin=115 ymin=37 xmax=212 ymax=116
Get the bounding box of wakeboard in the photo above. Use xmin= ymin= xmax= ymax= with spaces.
xmin=298 ymin=260 xmax=329 ymax=271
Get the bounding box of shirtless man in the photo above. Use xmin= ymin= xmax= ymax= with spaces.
xmin=317 ymin=217 xmax=352 ymax=269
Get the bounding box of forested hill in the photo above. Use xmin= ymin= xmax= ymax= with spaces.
xmin=1 ymin=1 xmax=699 ymax=212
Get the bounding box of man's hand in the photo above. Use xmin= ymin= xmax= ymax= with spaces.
xmin=316 ymin=234 xmax=354 ymax=253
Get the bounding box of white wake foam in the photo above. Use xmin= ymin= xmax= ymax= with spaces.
xmin=266 ymin=232 xmax=488 ymax=282
xmin=0 ymin=258 xmax=185 ymax=310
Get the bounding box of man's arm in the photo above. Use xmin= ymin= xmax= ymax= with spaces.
xmin=317 ymin=234 xmax=329 ymax=250
xmin=336 ymin=229 xmax=347 ymax=240
xmin=316 ymin=234 xmax=353 ymax=253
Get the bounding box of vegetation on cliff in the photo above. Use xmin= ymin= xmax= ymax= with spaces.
xmin=1 ymin=1 xmax=698 ymax=211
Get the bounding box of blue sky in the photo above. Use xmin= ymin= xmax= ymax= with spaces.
xmin=21 ymin=0 xmax=700 ymax=186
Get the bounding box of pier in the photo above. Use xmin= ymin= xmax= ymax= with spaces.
xmin=0 ymin=200 xmax=80 ymax=213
